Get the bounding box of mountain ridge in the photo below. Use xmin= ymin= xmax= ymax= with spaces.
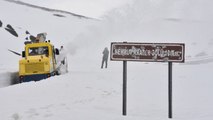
xmin=4 ymin=0 xmax=95 ymax=19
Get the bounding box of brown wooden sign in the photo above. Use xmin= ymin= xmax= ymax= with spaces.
xmin=111 ymin=42 xmax=185 ymax=62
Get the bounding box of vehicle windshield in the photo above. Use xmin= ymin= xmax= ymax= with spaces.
xmin=28 ymin=46 xmax=48 ymax=56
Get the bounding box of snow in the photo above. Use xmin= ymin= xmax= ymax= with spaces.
xmin=19 ymin=0 xmax=133 ymax=18
xmin=1 ymin=0 xmax=213 ymax=120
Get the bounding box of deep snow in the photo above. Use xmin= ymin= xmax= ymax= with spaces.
xmin=0 ymin=0 xmax=213 ymax=120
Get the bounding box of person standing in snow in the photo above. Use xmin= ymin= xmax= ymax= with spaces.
xmin=101 ymin=47 xmax=109 ymax=69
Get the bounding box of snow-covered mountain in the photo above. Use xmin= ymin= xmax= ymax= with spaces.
xmin=0 ymin=0 xmax=96 ymax=73
xmin=0 ymin=0 xmax=213 ymax=120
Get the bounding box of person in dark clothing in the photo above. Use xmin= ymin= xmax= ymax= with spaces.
xmin=101 ymin=47 xmax=109 ymax=68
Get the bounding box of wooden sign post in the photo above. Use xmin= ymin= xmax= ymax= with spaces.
xmin=110 ymin=42 xmax=185 ymax=118
xmin=123 ymin=60 xmax=127 ymax=115
xmin=168 ymin=62 xmax=173 ymax=118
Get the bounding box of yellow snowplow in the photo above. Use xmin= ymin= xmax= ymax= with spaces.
xmin=18 ymin=33 xmax=60 ymax=82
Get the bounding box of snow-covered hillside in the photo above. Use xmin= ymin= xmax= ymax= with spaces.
xmin=0 ymin=0 xmax=96 ymax=86
xmin=0 ymin=0 xmax=213 ymax=120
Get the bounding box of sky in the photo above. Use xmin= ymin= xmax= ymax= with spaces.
xmin=20 ymin=0 xmax=133 ymax=18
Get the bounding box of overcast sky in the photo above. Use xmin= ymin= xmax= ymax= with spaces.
xmin=20 ymin=0 xmax=132 ymax=18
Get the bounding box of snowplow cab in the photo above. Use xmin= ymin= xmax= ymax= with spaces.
xmin=19 ymin=41 xmax=59 ymax=82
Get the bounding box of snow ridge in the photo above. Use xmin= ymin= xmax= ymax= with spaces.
xmin=4 ymin=0 xmax=94 ymax=19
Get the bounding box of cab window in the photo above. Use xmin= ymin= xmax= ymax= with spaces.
xmin=29 ymin=46 xmax=48 ymax=56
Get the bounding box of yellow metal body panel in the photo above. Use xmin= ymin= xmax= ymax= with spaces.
xmin=19 ymin=42 xmax=57 ymax=76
